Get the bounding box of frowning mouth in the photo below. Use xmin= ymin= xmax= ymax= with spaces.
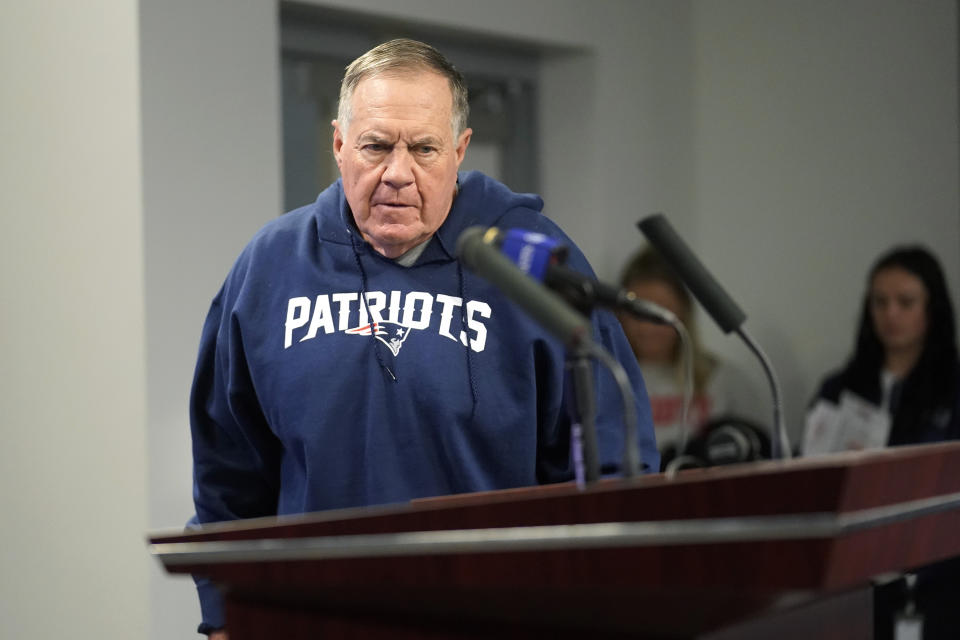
xmin=372 ymin=202 xmax=419 ymax=212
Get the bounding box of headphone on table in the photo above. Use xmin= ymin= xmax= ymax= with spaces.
xmin=661 ymin=415 xmax=771 ymax=473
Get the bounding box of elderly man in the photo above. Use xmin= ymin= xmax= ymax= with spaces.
xmin=190 ymin=38 xmax=658 ymax=637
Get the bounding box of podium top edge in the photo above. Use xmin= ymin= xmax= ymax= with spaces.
xmin=148 ymin=442 xmax=960 ymax=544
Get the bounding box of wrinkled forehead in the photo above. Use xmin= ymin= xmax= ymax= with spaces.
xmin=345 ymin=69 xmax=455 ymax=130
xmin=347 ymin=73 xmax=453 ymax=138
xmin=354 ymin=69 xmax=452 ymax=105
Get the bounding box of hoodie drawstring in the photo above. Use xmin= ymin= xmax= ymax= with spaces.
xmin=350 ymin=232 xmax=397 ymax=382
xmin=458 ymin=261 xmax=479 ymax=421
xmin=349 ymin=229 xmax=479 ymax=421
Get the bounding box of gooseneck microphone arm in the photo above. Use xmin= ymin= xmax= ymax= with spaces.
xmin=583 ymin=341 xmax=641 ymax=477
xmin=735 ymin=328 xmax=787 ymax=459
xmin=637 ymin=214 xmax=791 ymax=460
xmin=456 ymin=227 xmax=594 ymax=350
xmin=567 ymin=348 xmax=600 ymax=484
xmin=544 ymin=263 xmax=680 ymax=325
xmin=457 ymin=226 xmax=645 ymax=480
xmin=457 ymin=227 xmax=601 ymax=483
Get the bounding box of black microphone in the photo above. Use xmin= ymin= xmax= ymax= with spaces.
xmin=485 ymin=227 xmax=676 ymax=325
xmin=456 ymin=227 xmax=594 ymax=350
xmin=457 ymin=226 xmax=606 ymax=483
xmin=637 ymin=213 xmax=746 ymax=333
xmin=547 ymin=263 xmax=678 ymax=325
xmin=636 ymin=213 xmax=792 ymax=460
xmin=458 ymin=225 xmax=647 ymax=480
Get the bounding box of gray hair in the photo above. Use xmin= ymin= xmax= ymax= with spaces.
xmin=337 ymin=38 xmax=469 ymax=139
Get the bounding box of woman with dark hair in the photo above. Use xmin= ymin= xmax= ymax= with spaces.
xmin=805 ymin=245 xmax=960 ymax=640
xmin=805 ymin=245 xmax=960 ymax=450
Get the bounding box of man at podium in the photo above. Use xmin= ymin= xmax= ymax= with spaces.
xmin=186 ymin=38 xmax=658 ymax=637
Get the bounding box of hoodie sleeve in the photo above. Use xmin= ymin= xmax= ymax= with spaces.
xmin=188 ymin=268 xmax=283 ymax=632
xmin=593 ymin=308 xmax=660 ymax=473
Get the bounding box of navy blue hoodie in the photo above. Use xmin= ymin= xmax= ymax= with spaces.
xmin=189 ymin=171 xmax=658 ymax=630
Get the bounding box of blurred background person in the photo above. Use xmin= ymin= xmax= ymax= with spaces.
xmin=618 ymin=247 xmax=758 ymax=467
xmin=804 ymin=245 xmax=960 ymax=640
xmin=804 ymin=245 xmax=960 ymax=452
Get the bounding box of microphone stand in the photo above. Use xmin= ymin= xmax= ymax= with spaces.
xmin=663 ymin=320 xmax=700 ymax=476
xmin=638 ymin=214 xmax=793 ymax=461
xmin=556 ymin=289 xmax=643 ymax=482
xmin=736 ymin=327 xmax=791 ymax=460
xmin=585 ymin=342 xmax=641 ymax=478
xmin=549 ymin=273 xmax=658 ymax=480
xmin=566 ymin=345 xmax=600 ymax=487
xmin=455 ymin=227 xmax=619 ymax=484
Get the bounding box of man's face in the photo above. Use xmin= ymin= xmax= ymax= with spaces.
xmin=333 ymin=71 xmax=472 ymax=258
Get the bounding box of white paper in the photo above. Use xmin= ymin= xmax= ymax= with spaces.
xmin=802 ymin=400 xmax=842 ymax=455
xmin=894 ymin=614 xmax=923 ymax=640
xmin=802 ymin=391 xmax=891 ymax=456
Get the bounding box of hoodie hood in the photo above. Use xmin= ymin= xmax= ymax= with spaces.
xmin=317 ymin=170 xmax=545 ymax=264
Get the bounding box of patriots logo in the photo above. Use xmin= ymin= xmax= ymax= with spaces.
xmin=345 ymin=321 xmax=413 ymax=357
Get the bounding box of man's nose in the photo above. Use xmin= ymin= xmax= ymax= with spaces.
xmin=382 ymin=148 xmax=415 ymax=189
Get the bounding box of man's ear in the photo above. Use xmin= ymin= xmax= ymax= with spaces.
xmin=332 ymin=120 xmax=344 ymax=169
xmin=454 ymin=127 xmax=472 ymax=167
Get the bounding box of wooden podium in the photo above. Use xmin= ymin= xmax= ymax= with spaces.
xmin=149 ymin=442 xmax=960 ymax=639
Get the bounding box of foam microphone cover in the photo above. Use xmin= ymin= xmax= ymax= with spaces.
xmin=457 ymin=226 xmax=593 ymax=349
xmin=637 ymin=214 xmax=746 ymax=334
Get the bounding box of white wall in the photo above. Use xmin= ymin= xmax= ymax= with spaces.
xmin=0 ymin=2 xmax=149 ymax=638
xmin=139 ymin=0 xmax=283 ymax=637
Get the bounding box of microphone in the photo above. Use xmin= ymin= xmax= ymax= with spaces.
xmin=636 ymin=214 xmax=745 ymax=333
xmin=491 ymin=228 xmax=677 ymax=325
xmin=457 ymin=226 xmax=645 ymax=479
xmin=457 ymin=226 xmax=601 ymax=484
xmin=455 ymin=226 xmax=593 ymax=350
xmin=548 ymin=263 xmax=678 ymax=326
xmin=485 ymin=227 xmax=693 ymax=466
xmin=636 ymin=213 xmax=792 ymax=460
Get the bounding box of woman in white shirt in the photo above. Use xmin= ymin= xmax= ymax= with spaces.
xmin=617 ymin=247 xmax=755 ymax=466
